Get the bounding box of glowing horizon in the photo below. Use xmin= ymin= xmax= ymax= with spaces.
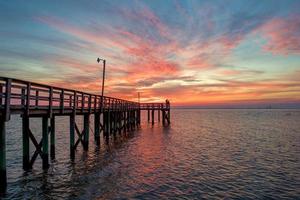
xmin=0 ymin=1 xmax=300 ymax=107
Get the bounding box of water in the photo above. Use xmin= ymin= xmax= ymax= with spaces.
xmin=2 ymin=109 xmax=300 ymax=199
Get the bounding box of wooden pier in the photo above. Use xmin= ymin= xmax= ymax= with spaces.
xmin=0 ymin=77 xmax=170 ymax=192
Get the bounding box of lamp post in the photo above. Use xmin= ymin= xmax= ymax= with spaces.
xmin=97 ymin=58 xmax=106 ymax=111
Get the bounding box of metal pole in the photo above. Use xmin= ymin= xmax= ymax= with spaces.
xmin=101 ymin=60 xmax=106 ymax=100
xmin=97 ymin=58 xmax=106 ymax=113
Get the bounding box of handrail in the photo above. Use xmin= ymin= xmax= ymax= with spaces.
xmin=0 ymin=77 xmax=169 ymax=119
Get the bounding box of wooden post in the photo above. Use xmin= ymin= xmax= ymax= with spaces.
xmin=0 ymin=118 xmax=7 ymax=193
xmin=118 ymin=111 xmax=122 ymax=135
xmin=60 ymin=89 xmax=64 ymax=114
xmin=152 ymin=109 xmax=154 ymax=125
xmin=4 ymin=79 xmax=11 ymax=121
xmin=147 ymin=108 xmax=150 ymax=123
xmin=162 ymin=110 xmax=166 ymax=126
xmin=0 ymin=84 xmax=2 ymax=107
xmin=127 ymin=110 xmax=130 ymax=131
xmin=35 ymin=90 xmax=39 ymax=108
xmin=81 ymin=93 xmax=84 ymax=113
xmin=21 ymin=88 xmax=25 ymax=107
xmin=123 ymin=110 xmax=126 ymax=133
xmin=42 ymin=116 xmax=49 ymax=169
xmin=167 ymin=109 xmax=170 ymax=125
xmin=158 ymin=107 xmax=160 ymax=122
xmin=137 ymin=107 xmax=141 ymax=125
xmin=69 ymin=94 xmax=72 ymax=108
xmin=112 ymin=111 xmax=116 ymax=137
xmin=50 ymin=116 xmax=55 ymax=160
xmin=22 ymin=116 xmax=30 ymax=170
xmin=70 ymin=91 xmax=76 ymax=160
xmin=70 ymin=114 xmax=75 ymax=160
xmin=83 ymin=114 xmax=89 ymax=151
xmin=94 ymin=112 xmax=100 ymax=145
xmin=103 ymin=111 xmax=109 ymax=144
xmin=26 ymin=83 xmax=31 ymax=116
xmin=49 ymin=87 xmax=53 ymax=118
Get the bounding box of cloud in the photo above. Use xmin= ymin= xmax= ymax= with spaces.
xmin=257 ymin=15 xmax=300 ymax=55
xmin=25 ymin=2 xmax=300 ymax=106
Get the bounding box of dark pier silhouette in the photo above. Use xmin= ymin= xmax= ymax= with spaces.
xmin=0 ymin=77 xmax=170 ymax=193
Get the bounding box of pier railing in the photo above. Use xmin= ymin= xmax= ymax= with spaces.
xmin=0 ymin=77 xmax=169 ymax=119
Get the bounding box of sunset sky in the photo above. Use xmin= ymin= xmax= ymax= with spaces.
xmin=0 ymin=0 xmax=300 ymax=107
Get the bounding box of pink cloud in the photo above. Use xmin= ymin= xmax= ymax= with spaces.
xmin=258 ymin=15 xmax=300 ymax=55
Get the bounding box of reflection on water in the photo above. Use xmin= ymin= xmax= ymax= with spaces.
xmin=3 ymin=109 xmax=300 ymax=199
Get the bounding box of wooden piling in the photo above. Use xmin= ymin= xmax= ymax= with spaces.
xmin=158 ymin=106 xmax=160 ymax=122
xmin=0 ymin=118 xmax=6 ymax=193
xmin=50 ymin=116 xmax=55 ymax=160
xmin=70 ymin=114 xmax=75 ymax=160
xmin=94 ymin=112 xmax=100 ymax=145
xmin=152 ymin=109 xmax=154 ymax=125
xmin=167 ymin=109 xmax=170 ymax=125
xmin=162 ymin=110 xmax=166 ymax=126
xmin=42 ymin=116 xmax=49 ymax=169
xmin=22 ymin=116 xmax=30 ymax=170
xmin=103 ymin=111 xmax=109 ymax=143
xmin=83 ymin=114 xmax=89 ymax=150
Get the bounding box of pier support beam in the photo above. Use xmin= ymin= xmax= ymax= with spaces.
xmin=22 ymin=116 xmax=30 ymax=170
xmin=94 ymin=113 xmax=100 ymax=145
xmin=158 ymin=109 xmax=160 ymax=122
xmin=0 ymin=118 xmax=7 ymax=193
xmin=137 ymin=109 xmax=141 ymax=125
xmin=147 ymin=109 xmax=150 ymax=123
xmin=50 ymin=116 xmax=55 ymax=160
xmin=152 ymin=109 xmax=154 ymax=125
xmin=162 ymin=110 xmax=166 ymax=126
xmin=83 ymin=114 xmax=89 ymax=151
xmin=42 ymin=116 xmax=49 ymax=169
xmin=103 ymin=111 xmax=109 ymax=143
xmin=167 ymin=109 xmax=170 ymax=125
xmin=70 ymin=114 xmax=75 ymax=160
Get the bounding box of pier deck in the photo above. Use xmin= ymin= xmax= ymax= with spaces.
xmin=0 ymin=77 xmax=170 ymax=193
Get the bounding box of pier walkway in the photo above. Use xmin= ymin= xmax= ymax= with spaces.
xmin=0 ymin=77 xmax=170 ymax=192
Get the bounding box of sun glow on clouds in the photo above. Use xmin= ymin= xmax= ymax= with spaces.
xmin=0 ymin=1 xmax=300 ymax=107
